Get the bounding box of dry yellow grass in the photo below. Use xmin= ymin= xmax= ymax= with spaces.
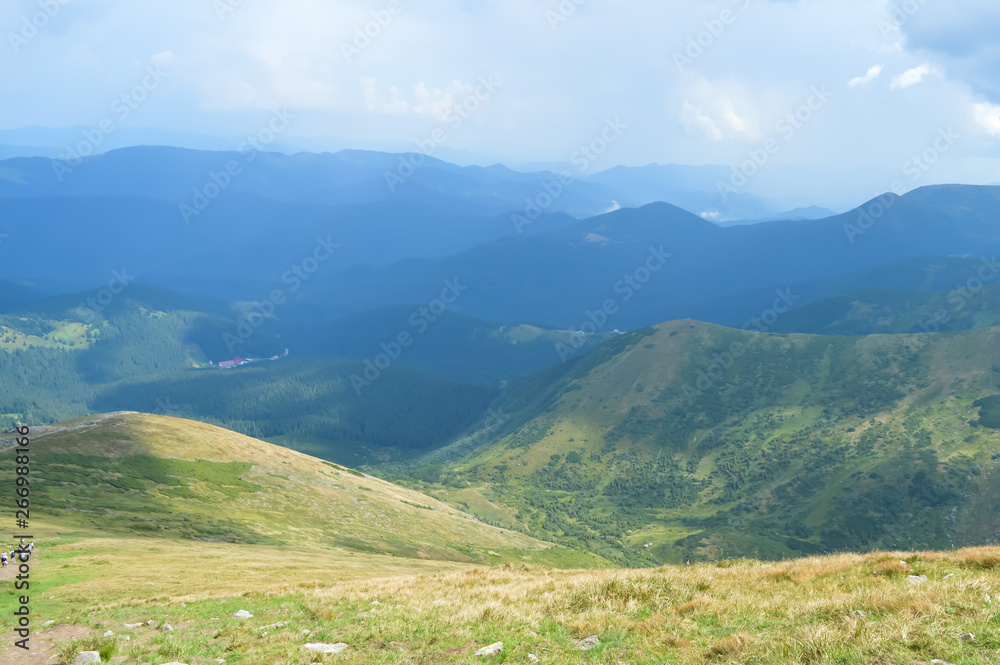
xmin=288 ymin=547 xmax=1000 ymax=663
xmin=10 ymin=539 xmax=1000 ymax=663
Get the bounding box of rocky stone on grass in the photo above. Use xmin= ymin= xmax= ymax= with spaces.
xmin=853 ymin=610 xmax=866 ymax=618
xmin=162 ymin=624 xmax=173 ymax=632
xmin=572 ymin=636 xmax=601 ymax=651
xmin=42 ymin=620 xmax=54 ymax=627
xmin=474 ymin=642 xmax=503 ymax=656
xmin=124 ymin=622 xmax=143 ymax=628
xmin=259 ymin=621 xmax=288 ymax=631
xmin=907 ymin=575 xmax=928 ymax=584
xmin=528 ymin=655 xmax=539 ymax=662
xmin=233 ymin=610 xmax=253 ymax=619
xmin=303 ymin=643 xmax=348 ymax=654
xmin=74 ymin=652 xmax=101 ymax=664
xmin=960 ymin=633 xmax=976 ymax=642
xmin=103 ymin=630 xmax=114 ymax=637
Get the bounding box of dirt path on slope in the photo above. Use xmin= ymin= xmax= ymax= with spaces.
xmin=0 ymin=551 xmax=92 ymax=664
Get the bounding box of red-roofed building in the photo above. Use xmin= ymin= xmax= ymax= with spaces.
xmin=219 ymin=356 xmax=245 ymax=369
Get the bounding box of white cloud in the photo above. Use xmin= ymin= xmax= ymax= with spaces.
xmin=890 ymin=64 xmax=939 ymax=90
xmin=361 ymin=77 xmax=481 ymax=121
xmin=361 ymin=77 xmax=410 ymax=116
xmin=848 ymin=64 xmax=883 ymax=88
xmin=974 ymin=102 xmax=1000 ymax=136
xmin=680 ymin=102 xmax=723 ymax=141
xmin=149 ymin=51 xmax=174 ymax=68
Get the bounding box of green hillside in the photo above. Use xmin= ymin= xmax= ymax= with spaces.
xmin=0 ymin=412 xmax=598 ymax=567
xmin=408 ymin=321 xmax=1000 ymax=565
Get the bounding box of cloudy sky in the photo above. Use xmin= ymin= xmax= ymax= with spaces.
xmin=2 ymin=0 xmax=999 ymax=204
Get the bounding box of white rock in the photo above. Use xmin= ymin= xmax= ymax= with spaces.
xmin=960 ymin=633 xmax=976 ymax=642
xmin=259 ymin=621 xmax=288 ymax=631
xmin=42 ymin=620 xmax=54 ymax=627
xmin=528 ymin=655 xmax=539 ymax=662
xmin=475 ymin=642 xmax=503 ymax=656
xmin=124 ymin=623 xmax=143 ymax=628
xmin=303 ymin=643 xmax=348 ymax=654
xmin=74 ymin=653 xmax=101 ymax=664
xmin=574 ymin=636 xmax=601 ymax=651
xmin=302 ymin=629 xmax=311 ymax=635
xmin=853 ymin=610 xmax=866 ymax=618
xmin=233 ymin=610 xmax=253 ymax=619
xmin=103 ymin=631 xmax=114 ymax=637
xmin=162 ymin=624 xmax=173 ymax=632
xmin=906 ymin=575 xmax=928 ymax=584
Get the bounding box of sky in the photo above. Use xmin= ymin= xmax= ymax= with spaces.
xmin=1 ymin=0 xmax=999 ymax=205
